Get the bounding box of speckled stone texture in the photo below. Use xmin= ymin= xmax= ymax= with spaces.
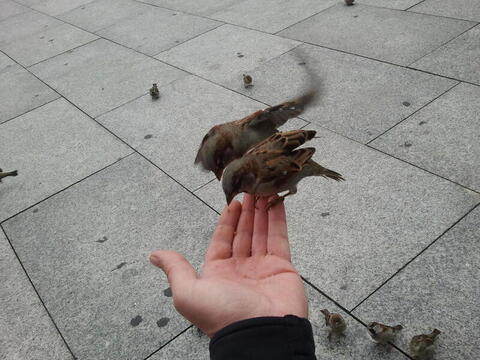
xmin=0 ymin=64 xmax=59 ymax=124
xmin=358 ymin=0 xmax=423 ymax=10
xmin=137 ymin=0 xmax=242 ymax=16
xmin=17 ymin=0 xmax=96 ymax=16
xmin=371 ymin=83 xmax=480 ymax=192
xmin=210 ymin=0 xmax=337 ymax=33
xmin=221 ymin=44 xmax=457 ymax=143
xmin=97 ymin=6 xmax=221 ymax=56
xmin=409 ymin=0 xmax=480 ymax=22
xmin=411 ymin=25 xmax=480 ymax=85
xmin=59 ymin=0 xmax=153 ymax=33
xmin=353 ymin=206 xmax=480 ymax=360
xmin=0 ymin=98 xmax=131 ymax=221
xmin=29 ymin=39 xmax=187 ymax=117
xmin=278 ymin=4 xmax=475 ymax=65
xmin=97 ymin=75 xmax=307 ymax=190
xmin=156 ymin=24 xmax=300 ymax=86
xmin=0 ymin=0 xmax=28 ymax=21
xmin=0 ymin=231 xmax=73 ymax=360
xmin=195 ymin=125 xmax=480 ymax=309
xmin=2 ymin=154 xmax=219 ymax=360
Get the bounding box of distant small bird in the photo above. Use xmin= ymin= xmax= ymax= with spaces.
xmin=320 ymin=309 xmax=347 ymax=340
xmin=409 ymin=329 xmax=441 ymax=360
xmin=0 ymin=169 xmax=18 ymax=182
xmin=367 ymin=321 xmax=403 ymax=344
xmin=345 ymin=0 xmax=355 ymax=5
xmin=243 ymin=74 xmax=253 ymax=88
xmin=149 ymin=83 xmax=159 ymax=99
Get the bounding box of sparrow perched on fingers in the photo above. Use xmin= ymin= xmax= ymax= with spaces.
xmin=222 ymin=129 xmax=344 ymax=208
xmin=195 ymin=90 xmax=318 ymax=180
xmin=367 ymin=321 xmax=403 ymax=344
xmin=409 ymin=329 xmax=441 ymax=360
xmin=0 ymin=169 xmax=18 ymax=182
xmin=320 ymin=309 xmax=347 ymax=340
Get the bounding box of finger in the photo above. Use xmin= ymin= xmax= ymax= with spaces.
xmin=252 ymin=197 xmax=268 ymax=256
xmin=205 ymin=200 xmax=242 ymax=261
xmin=232 ymin=194 xmax=254 ymax=257
xmin=150 ymin=250 xmax=198 ymax=296
xmin=267 ymin=196 xmax=291 ymax=261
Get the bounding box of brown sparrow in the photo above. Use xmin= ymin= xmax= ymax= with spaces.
xmin=0 ymin=169 xmax=18 ymax=182
xmin=195 ymin=90 xmax=317 ymax=180
xmin=320 ymin=309 xmax=347 ymax=340
xmin=409 ymin=329 xmax=441 ymax=360
xmin=149 ymin=83 xmax=159 ymax=99
xmin=243 ymin=74 xmax=253 ymax=88
xmin=367 ymin=321 xmax=403 ymax=344
xmin=221 ymin=129 xmax=344 ymax=208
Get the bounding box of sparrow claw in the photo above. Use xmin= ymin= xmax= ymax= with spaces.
xmin=265 ymin=196 xmax=285 ymax=211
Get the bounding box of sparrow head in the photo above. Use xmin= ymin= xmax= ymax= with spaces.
xmin=195 ymin=126 xmax=235 ymax=180
xmin=367 ymin=322 xmax=379 ymax=335
xmin=222 ymin=159 xmax=256 ymax=205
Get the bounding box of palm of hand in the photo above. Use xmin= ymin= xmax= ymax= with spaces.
xmin=151 ymin=195 xmax=307 ymax=337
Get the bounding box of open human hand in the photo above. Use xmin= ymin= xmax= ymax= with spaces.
xmin=150 ymin=194 xmax=308 ymax=337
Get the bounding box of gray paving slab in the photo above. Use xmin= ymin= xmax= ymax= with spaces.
xmin=0 ymin=64 xmax=59 ymax=124
xmin=194 ymin=125 xmax=480 ymax=309
xmin=0 ymin=52 xmax=14 ymax=72
xmin=59 ymin=0 xmax=153 ymax=33
xmin=358 ymin=0 xmax=422 ymax=10
xmin=0 ymin=98 xmax=131 ymax=221
xmin=156 ymin=24 xmax=300 ymax=86
xmin=19 ymin=0 xmax=96 ymax=16
xmin=97 ymin=6 xmax=222 ymax=56
xmin=29 ymin=39 xmax=187 ymax=117
xmin=370 ymin=83 xmax=480 ymax=192
xmin=0 ymin=0 xmax=28 ymax=21
xmin=210 ymin=0 xmax=336 ymax=34
xmin=353 ymin=205 xmax=480 ymax=360
xmin=138 ymin=0 xmax=243 ymax=16
xmin=409 ymin=0 xmax=480 ymax=22
xmin=2 ymin=154 xmax=219 ymax=360
xmin=223 ymin=44 xmax=457 ymax=143
xmin=0 ymin=231 xmax=73 ymax=360
xmin=1 ymin=22 xmax=98 ymax=67
xmin=278 ymin=4 xmax=475 ymax=66
xmin=0 ymin=10 xmax=62 ymax=45
xmin=97 ymin=75 xmax=307 ymax=190
xmin=410 ymin=25 xmax=480 ymax=85
xmin=151 ymin=285 xmax=407 ymax=359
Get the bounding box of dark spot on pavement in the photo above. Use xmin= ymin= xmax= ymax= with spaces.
xmin=101 ymin=87 xmax=104 ymax=91
xmin=419 ymin=120 xmax=427 ymax=125
xmin=32 ymin=208 xmax=39 ymax=213
xmin=144 ymin=134 xmax=153 ymax=139
xmin=175 ymin=40 xmax=180 ymax=43
xmin=353 ymin=15 xmax=358 ymax=18
xmin=401 ymin=141 xmax=412 ymax=148
xmin=157 ymin=317 xmax=170 ymax=327
xmin=163 ymin=287 xmax=172 ymax=297
xmin=40 ymin=36 xmax=45 ymax=39
xmin=112 ymin=262 xmax=127 ymax=271
xmin=172 ymin=13 xmax=177 ymax=16
xmin=96 ymin=236 xmax=107 ymax=243
xmin=48 ymin=39 xmax=54 ymax=43
xmin=298 ymin=62 xmax=306 ymax=66
xmin=130 ymin=315 xmax=142 ymax=326
xmin=237 ymin=54 xmax=244 ymax=58
xmin=321 ymin=212 xmax=330 ymax=217
xmin=402 ymin=101 xmax=411 ymax=107
xmin=64 ymin=62 xmax=68 ymax=66
xmin=340 ymin=284 xmax=347 ymax=290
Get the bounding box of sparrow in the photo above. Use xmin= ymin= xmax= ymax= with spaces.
xmin=345 ymin=0 xmax=355 ymax=5
xmin=409 ymin=329 xmax=441 ymax=360
xmin=195 ymin=90 xmax=317 ymax=180
xmin=320 ymin=309 xmax=347 ymax=340
xmin=149 ymin=83 xmax=159 ymax=99
xmin=221 ymin=129 xmax=344 ymax=208
xmin=0 ymin=169 xmax=18 ymax=182
xmin=367 ymin=321 xmax=403 ymax=344
xmin=243 ymin=74 xmax=253 ymax=88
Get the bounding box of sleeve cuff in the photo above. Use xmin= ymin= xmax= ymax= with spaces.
xmin=209 ymin=315 xmax=316 ymax=360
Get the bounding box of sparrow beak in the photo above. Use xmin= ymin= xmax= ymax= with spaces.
xmin=214 ymin=168 xmax=223 ymax=181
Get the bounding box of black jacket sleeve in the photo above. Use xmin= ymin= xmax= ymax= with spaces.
xmin=209 ymin=315 xmax=317 ymax=360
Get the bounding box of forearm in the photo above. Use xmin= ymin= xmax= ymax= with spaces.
xmin=209 ymin=315 xmax=317 ymax=360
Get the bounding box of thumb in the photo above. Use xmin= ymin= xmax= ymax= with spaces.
xmin=150 ymin=250 xmax=198 ymax=293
